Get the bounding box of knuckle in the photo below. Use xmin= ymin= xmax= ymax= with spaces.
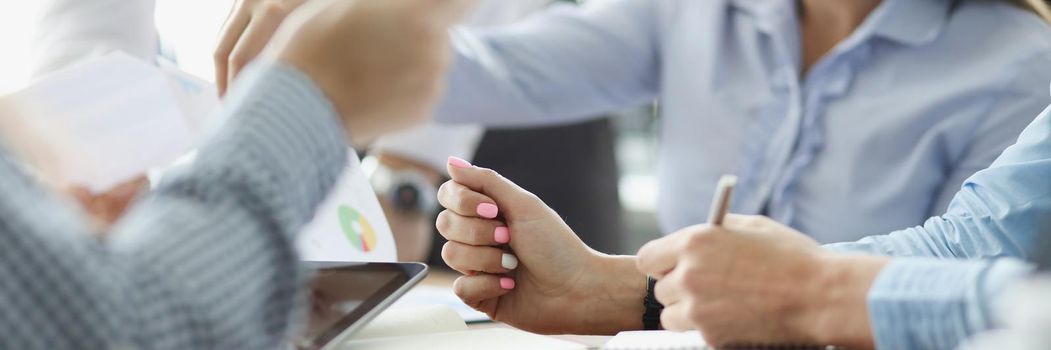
xmin=453 ymin=184 xmax=472 ymax=198
xmin=524 ymin=192 xmax=544 ymax=207
xmin=740 ymin=215 xmax=767 ymax=229
xmin=440 ymin=242 xmax=458 ymax=263
xmin=453 ymin=188 xmax=474 ymax=210
xmin=451 ymin=278 xmax=469 ymax=298
xmin=228 ymin=52 xmax=249 ymax=69
xmin=682 ymin=231 xmax=709 ymax=251
xmin=436 ymin=181 xmax=452 ymax=201
xmin=477 ymin=167 xmax=499 ymax=179
xmin=212 ymin=48 xmax=230 ymax=64
xmin=435 ymin=210 xmax=452 ymax=234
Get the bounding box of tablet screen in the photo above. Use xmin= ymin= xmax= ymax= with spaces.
xmin=297 ymin=262 xmax=428 ymax=349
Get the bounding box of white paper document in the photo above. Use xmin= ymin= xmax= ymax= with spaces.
xmin=4 ymin=52 xmax=391 ymax=262
xmin=390 ymin=285 xmax=491 ymax=323
xmin=603 ymin=331 xmax=707 ymax=350
xmin=297 ymin=153 xmax=398 ymax=262
xmin=159 ymin=60 xmax=221 ymax=140
xmin=3 ymin=52 xmax=218 ymax=193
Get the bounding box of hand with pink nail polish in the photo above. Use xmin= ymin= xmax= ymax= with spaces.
xmin=435 ymin=156 xmax=647 ymax=335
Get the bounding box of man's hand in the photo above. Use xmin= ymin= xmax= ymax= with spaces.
xmin=636 ymin=215 xmax=887 ymax=349
xmin=215 ymin=0 xmax=307 ymax=95
xmin=437 ymin=156 xmax=646 ymax=335
xmin=230 ymin=0 xmax=474 ymax=145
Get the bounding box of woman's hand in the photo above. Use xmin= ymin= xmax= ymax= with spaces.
xmin=437 ymin=156 xmax=647 ymax=335
xmin=636 ymin=215 xmax=886 ymax=349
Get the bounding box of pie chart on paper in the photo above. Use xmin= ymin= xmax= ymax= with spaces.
xmin=338 ymin=205 xmax=378 ymax=252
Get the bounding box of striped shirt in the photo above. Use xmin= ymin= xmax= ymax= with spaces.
xmin=0 ymin=61 xmax=347 ymax=349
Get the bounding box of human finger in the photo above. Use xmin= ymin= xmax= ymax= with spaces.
xmin=437 ymin=179 xmax=499 ymax=219
xmin=445 ymin=156 xmax=542 ymax=219
xmin=214 ymin=0 xmax=252 ymax=95
xmin=226 ymin=1 xmax=290 ymax=92
xmin=653 ymin=268 xmax=687 ymax=307
xmin=452 ymin=274 xmax=514 ymax=309
xmin=636 ymin=230 xmax=692 ymax=279
xmin=436 ymin=210 xmax=509 ymax=245
xmin=441 ymin=241 xmax=518 ymax=275
xmin=660 ymin=301 xmax=697 ymax=331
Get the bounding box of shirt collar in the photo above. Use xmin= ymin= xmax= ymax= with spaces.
xmin=729 ymin=0 xmax=954 ymax=47
xmin=864 ymin=0 xmax=954 ymax=46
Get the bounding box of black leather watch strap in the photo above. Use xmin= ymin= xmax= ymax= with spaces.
xmin=643 ymin=276 xmax=664 ymax=330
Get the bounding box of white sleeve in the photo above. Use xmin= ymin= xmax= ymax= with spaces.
xmin=371 ymin=124 xmax=486 ymax=169
xmin=370 ymin=0 xmax=555 ymax=169
xmin=32 ymin=0 xmax=158 ymax=78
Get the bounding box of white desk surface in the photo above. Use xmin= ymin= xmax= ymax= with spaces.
xmin=420 ymin=271 xmax=614 ymax=349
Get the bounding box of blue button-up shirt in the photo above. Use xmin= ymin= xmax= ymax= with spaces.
xmin=435 ymin=0 xmax=1051 ymax=243
xmin=827 ymin=99 xmax=1051 ymax=349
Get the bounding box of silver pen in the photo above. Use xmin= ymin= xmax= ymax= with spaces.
xmin=706 ymin=175 xmax=737 ymax=226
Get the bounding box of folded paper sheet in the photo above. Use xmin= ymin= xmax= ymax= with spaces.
xmin=3 ymin=52 xmax=218 ymax=193
xmin=297 ymin=153 xmax=398 ymax=262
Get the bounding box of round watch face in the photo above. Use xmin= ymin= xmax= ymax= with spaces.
xmin=392 ymin=184 xmax=422 ymax=210
xmin=338 ymin=205 xmax=378 ymax=252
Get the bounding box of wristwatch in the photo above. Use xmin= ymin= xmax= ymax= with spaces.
xmin=368 ymin=159 xmax=441 ymax=214
xmin=643 ymin=276 xmax=664 ymax=330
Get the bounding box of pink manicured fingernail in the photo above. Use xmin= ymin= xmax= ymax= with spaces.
xmin=494 ymin=226 xmax=510 ymax=244
xmin=448 ymin=156 xmax=472 ymax=168
xmin=477 ymin=203 xmax=498 ymax=219
xmin=499 ymin=277 xmax=516 ymax=290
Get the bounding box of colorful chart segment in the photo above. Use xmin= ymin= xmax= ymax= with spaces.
xmin=338 ymin=205 xmax=378 ymax=252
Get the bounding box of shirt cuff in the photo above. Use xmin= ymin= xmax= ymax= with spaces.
xmin=823 ymin=239 xmax=888 ymax=255
xmin=867 ymin=258 xmax=1034 ymax=350
xmin=187 ymin=60 xmax=349 ymax=233
xmin=370 ymin=123 xmax=484 ymax=171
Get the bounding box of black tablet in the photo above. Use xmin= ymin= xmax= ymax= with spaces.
xmin=295 ymin=262 xmax=428 ymax=350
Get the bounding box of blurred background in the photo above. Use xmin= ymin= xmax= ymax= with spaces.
xmin=0 ymin=0 xmax=662 ymax=254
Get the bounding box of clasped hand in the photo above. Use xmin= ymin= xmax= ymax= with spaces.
xmin=437 ymin=160 xmax=879 ymax=347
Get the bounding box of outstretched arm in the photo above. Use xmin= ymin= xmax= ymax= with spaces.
xmin=828 ymin=103 xmax=1051 ymax=262
xmin=0 ymin=0 xmax=474 ymax=346
xmin=0 ymin=62 xmax=347 ymax=349
xmin=433 ymin=0 xmax=662 ymax=127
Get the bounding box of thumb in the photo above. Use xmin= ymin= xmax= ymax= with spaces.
xmin=445 ymin=156 xmax=542 ymax=218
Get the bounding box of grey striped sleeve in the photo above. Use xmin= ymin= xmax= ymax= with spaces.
xmin=0 ymin=61 xmax=348 ymax=349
